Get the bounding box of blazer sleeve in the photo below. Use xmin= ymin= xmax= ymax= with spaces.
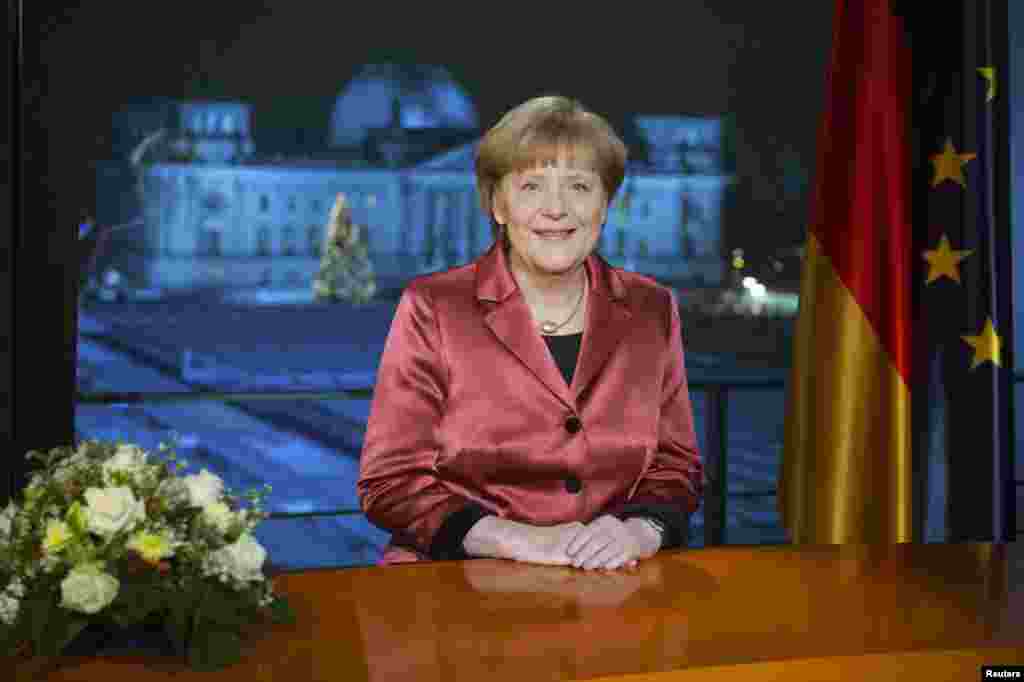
xmin=357 ymin=284 xmax=488 ymax=559
xmin=605 ymin=289 xmax=704 ymax=549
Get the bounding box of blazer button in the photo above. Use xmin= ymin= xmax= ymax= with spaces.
xmin=564 ymin=415 xmax=582 ymax=434
xmin=565 ymin=476 xmax=582 ymax=494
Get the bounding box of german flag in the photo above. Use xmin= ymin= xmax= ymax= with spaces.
xmin=779 ymin=0 xmax=1015 ymax=544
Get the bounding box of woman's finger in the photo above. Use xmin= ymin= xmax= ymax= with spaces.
xmin=596 ymin=550 xmax=631 ymax=571
xmin=573 ymin=535 xmax=614 ymax=568
xmin=567 ymin=528 xmax=604 ymax=559
xmin=565 ymin=528 xmax=595 ymax=557
xmin=582 ymin=541 xmax=624 ymax=570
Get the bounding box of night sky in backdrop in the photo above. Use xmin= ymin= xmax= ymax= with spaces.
xmin=23 ymin=1 xmax=833 ymax=256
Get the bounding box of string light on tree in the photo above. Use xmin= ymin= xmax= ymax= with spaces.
xmin=732 ymin=248 xmax=745 ymax=270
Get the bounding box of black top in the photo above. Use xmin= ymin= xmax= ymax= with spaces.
xmin=429 ymin=332 xmax=690 ymax=561
xmin=543 ymin=331 xmax=584 ymax=388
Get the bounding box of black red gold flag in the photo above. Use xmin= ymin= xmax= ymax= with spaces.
xmin=781 ymin=0 xmax=914 ymax=544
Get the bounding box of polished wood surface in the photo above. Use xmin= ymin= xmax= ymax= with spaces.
xmin=21 ymin=542 xmax=1024 ymax=681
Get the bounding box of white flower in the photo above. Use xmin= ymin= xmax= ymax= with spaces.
xmin=59 ymin=564 xmax=119 ymax=615
xmin=156 ymin=477 xmax=190 ymax=508
xmin=0 ymin=577 xmax=26 ymax=626
xmin=5 ymin=578 xmax=26 ymax=599
xmin=0 ymin=591 xmax=20 ymax=626
xmin=181 ymin=469 xmax=224 ymax=508
xmin=83 ymin=487 xmax=146 ymax=537
xmin=207 ymin=533 xmax=266 ymax=583
xmin=102 ymin=444 xmax=148 ymax=485
xmin=200 ymin=502 xmax=235 ymax=535
xmin=0 ymin=501 xmax=17 ymax=538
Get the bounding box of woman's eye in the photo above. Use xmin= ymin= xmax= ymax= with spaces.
xmin=573 ymin=183 xmax=590 ymax=192
xmin=521 ymin=182 xmax=538 ymax=191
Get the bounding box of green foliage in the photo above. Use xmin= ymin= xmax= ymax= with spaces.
xmin=195 ymin=580 xmax=249 ymax=629
xmin=0 ymin=620 xmax=18 ymax=657
xmin=24 ymin=595 xmax=88 ymax=658
xmin=267 ymin=595 xmax=296 ymax=626
xmin=165 ymin=596 xmax=192 ymax=658
xmin=108 ymin=576 xmax=166 ymax=628
xmin=188 ymin=627 xmax=242 ymax=672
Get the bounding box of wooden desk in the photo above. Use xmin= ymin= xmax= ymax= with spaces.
xmin=21 ymin=542 xmax=1024 ymax=681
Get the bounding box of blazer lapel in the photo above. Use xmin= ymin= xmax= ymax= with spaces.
xmin=572 ymin=252 xmax=632 ymax=400
xmin=476 ymin=240 xmax=632 ymax=409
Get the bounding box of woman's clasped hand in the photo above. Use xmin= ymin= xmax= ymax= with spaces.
xmin=500 ymin=515 xmax=661 ymax=571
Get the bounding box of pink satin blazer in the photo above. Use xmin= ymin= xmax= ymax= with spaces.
xmin=357 ymin=240 xmax=704 ymax=564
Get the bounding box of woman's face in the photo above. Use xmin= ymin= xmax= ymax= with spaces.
xmin=493 ymin=155 xmax=608 ymax=280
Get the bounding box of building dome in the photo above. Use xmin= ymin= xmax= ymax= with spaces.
xmin=328 ymin=63 xmax=479 ymax=149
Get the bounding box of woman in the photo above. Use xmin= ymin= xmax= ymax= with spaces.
xmin=358 ymin=96 xmax=703 ymax=571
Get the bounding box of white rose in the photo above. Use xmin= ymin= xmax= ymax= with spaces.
xmin=59 ymin=564 xmax=119 ymax=615
xmin=102 ymin=445 xmax=148 ymax=484
xmin=200 ymin=502 xmax=235 ymax=535
xmin=156 ymin=477 xmax=190 ymax=508
xmin=0 ymin=592 xmax=20 ymax=626
xmin=208 ymin=533 xmax=266 ymax=583
xmin=5 ymin=578 xmax=26 ymax=599
xmin=0 ymin=579 xmax=27 ymax=624
xmin=181 ymin=469 xmax=224 ymax=508
xmin=0 ymin=502 xmax=17 ymax=538
xmin=83 ymin=487 xmax=146 ymax=537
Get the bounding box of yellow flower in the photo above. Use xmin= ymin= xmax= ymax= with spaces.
xmin=126 ymin=530 xmax=175 ymax=564
xmin=43 ymin=520 xmax=73 ymax=553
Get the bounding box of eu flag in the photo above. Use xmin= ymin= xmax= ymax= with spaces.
xmin=909 ymin=0 xmax=1015 ymax=542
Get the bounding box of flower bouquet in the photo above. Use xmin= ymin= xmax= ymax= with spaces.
xmin=0 ymin=438 xmax=295 ymax=674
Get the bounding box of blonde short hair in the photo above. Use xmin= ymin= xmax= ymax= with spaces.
xmin=475 ymin=95 xmax=628 ymax=243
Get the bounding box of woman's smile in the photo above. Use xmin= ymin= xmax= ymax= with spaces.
xmin=533 ymin=228 xmax=577 ymax=240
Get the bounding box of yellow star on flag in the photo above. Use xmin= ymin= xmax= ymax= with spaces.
xmin=922 ymin=234 xmax=973 ymax=284
xmin=930 ymin=138 xmax=976 ymax=188
xmin=962 ymin=317 xmax=1002 ymax=370
xmin=977 ymin=67 xmax=996 ymax=102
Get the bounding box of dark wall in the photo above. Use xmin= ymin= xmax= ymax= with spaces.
xmin=3 ymin=1 xmax=14 ymax=503
xmin=4 ymin=0 xmax=78 ymax=505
